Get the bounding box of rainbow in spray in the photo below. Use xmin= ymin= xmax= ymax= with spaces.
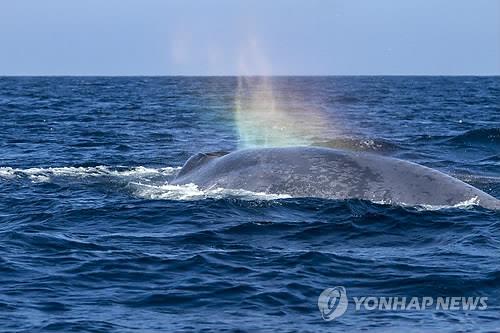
xmin=234 ymin=37 xmax=334 ymax=148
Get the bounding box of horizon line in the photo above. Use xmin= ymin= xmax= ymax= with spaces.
xmin=1 ymin=74 xmax=499 ymax=77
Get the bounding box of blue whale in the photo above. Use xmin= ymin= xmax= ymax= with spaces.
xmin=172 ymin=146 xmax=500 ymax=209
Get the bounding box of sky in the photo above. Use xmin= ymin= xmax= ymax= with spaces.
xmin=0 ymin=0 xmax=499 ymax=75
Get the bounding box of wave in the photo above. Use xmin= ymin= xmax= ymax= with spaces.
xmin=413 ymin=128 xmax=500 ymax=147
xmin=409 ymin=196 xmax=483 ymax=211
xmin=0 ymin=165 xmax=179 ymax=182
xmin=447 ymin=128 xmax=500 ymax=145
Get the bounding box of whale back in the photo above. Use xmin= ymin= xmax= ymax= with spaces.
xmin=173 ymin=146 xmax=499 ymax=209
xmin=176 ymin=151 xmax=229 ymax=178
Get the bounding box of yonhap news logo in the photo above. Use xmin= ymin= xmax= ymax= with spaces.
xmin=317 ymin=286 xmax=348 ymax=321
xmin=318 ymin=286 xmax=488 ymax=321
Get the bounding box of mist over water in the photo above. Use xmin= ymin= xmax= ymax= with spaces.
xmin=233 ymin=38 xmax=338 ymax=148
xmin=234 ymin=76 xmax=338 ymax=148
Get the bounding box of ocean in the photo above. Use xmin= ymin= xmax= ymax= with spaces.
xmin=0 ymin=76 xmax=499 ymax=332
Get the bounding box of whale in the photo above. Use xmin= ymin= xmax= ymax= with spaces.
xmin=172 ymin=146 xmax=500 ymax=209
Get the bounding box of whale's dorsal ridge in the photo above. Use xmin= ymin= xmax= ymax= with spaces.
xmin=172 ymin=146 xmax=500 ymax=209
xmin=177 ymin=151 xmax=229 ymax=178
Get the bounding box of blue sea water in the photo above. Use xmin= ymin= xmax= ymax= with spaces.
xmin=0 ymin=76 xmax=499 ymax=332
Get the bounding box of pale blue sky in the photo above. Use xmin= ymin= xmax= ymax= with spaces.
xmin=0 ymin=0 xmax=498 ymax=75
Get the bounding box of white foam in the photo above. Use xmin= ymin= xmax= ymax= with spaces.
xmin=408 ymin=196 xmax=481 ymax=211
xmin=0 ymin=165 xmax=180 ymax=182
xmin=0 ymin=165 xmax=290 ymax=201
xmin=0 ymin=167 xmax=16 ymax=179
xmin=130 ymin=182 xmax=292 ymax=201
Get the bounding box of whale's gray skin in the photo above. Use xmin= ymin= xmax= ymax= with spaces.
xmin=172 ymin=146 xmax=500 ymax=209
